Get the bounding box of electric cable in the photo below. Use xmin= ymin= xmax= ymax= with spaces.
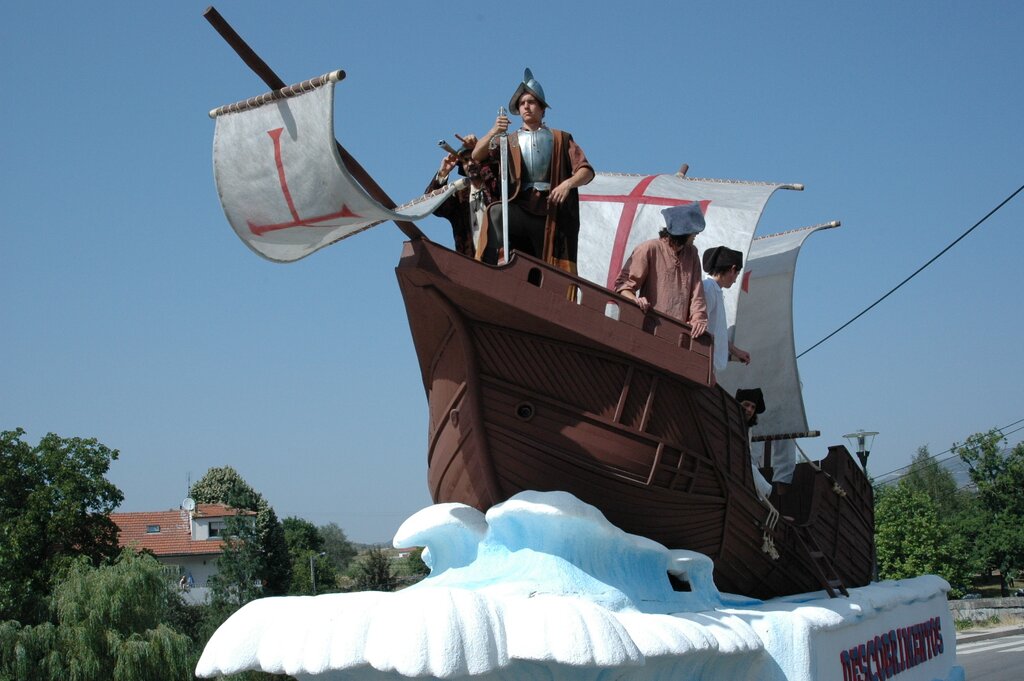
xmin=798 ymin=183 xmax=1024 ymax=358
xmin=874 ymin=419 xmax=1024 ymax=487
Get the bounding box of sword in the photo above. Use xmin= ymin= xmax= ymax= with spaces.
xmin=498 ymin=106 xmax=509 ymax=264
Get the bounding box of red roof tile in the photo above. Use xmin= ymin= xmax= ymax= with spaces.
xmin=111 ymin=504 xmax=256 ymax=558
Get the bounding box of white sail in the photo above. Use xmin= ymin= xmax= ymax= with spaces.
xmin=718 ymin=222 xmax=839 ymax=439
xmin=211 ymin=79 xmax=456 ymax=263
xmin=577 ymin=173 xmax=796 ymax=326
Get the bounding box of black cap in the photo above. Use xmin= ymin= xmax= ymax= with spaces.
xmin=702 ymin=246 xmax=743 ymax=273
xmin=735 ymin=388 xmax=766 ymax=414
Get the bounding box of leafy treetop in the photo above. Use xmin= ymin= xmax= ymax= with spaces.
xmin=0 ymin=428 xmax=124 ymax=624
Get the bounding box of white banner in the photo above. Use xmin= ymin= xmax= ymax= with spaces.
xmin=212 ymin=82 xmax=455 ymax=262
xmin=719 ymin=223 xmax=838 ymax=438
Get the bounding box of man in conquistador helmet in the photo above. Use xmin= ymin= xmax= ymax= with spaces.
xmin=472 ymin=68 xmax=594 ymax=272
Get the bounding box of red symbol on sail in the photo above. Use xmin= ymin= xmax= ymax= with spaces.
xmin=579 ymin=175 xmax=710 ymax=288
xmin=247 ymin=128 xmax=362 ymax=236
xmin=741 ymin=271 xmax=752 ymax=293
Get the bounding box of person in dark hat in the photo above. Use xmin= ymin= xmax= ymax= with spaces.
xmin=471 ymin=68 xmax=594 ymax=271
xmin=735 ymin=387 xmax=794 ymax=493
xmin=735 ymin=388 xmax=773 ymax=499
xmin=426 ymin=134 xmax=498 ymax=257
xmin=613 ymin=203 xmax=708 ymax=339
xmin=702 ymin=245 xmax=751 ymax=373
xmin=735 ymin=388 xmax=765 ymax=427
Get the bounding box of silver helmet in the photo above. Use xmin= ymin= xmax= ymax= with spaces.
xmin=508 ymin=67 xmax=550 ymax=112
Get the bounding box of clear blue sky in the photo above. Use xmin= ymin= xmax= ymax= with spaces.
xmin=3 ymin=1 xmax=1022 ymax=542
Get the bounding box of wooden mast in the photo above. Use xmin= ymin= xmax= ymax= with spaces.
xmin=203 ymin=6 xmax=426 ymax=241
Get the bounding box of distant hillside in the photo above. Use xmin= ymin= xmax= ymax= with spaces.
xmin=351 ymin=541 xmax=390 ymax=552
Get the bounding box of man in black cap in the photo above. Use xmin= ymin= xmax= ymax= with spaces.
xmin=472 ymin=68 xmax=594 ymax=272
xmin=702 ymin=245 xmax=751 ymax=373
xmin=735 ymin=388 xmax=773 ymax=499
xmin=735 ymin=388 xmax=765 ymax=428
xmin=426 ymin=134 xmax=497 ymax=257
xmin=737 ymin=388 xmax=796 ymax=494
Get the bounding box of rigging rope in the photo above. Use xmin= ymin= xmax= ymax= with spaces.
xmin=798 ymin=183 xmax=1024 ymax=358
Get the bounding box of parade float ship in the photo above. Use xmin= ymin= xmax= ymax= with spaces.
xmin=206 ymin=12 xmax=873 ymax=600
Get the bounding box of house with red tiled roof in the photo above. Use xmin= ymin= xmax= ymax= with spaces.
xmin=111 ymin=503 xmax=256 ymax=603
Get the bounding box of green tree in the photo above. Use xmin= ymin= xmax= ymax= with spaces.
xmin=207 ymin=519 xmax=264 ymax=614
xmin=353 ymin=548 xmax=397 ymax=592
xmin=0 ymin=549 xmax=194 ymax=681
xmin=283 ymin=517 xmax=324 ymax=554
xmin=250 ymin=500 xmax=291 ymax=595
xmin=282 ymin=517 xmax=338 ymax=594
xmin=399 ymin=548 xmax=430 ymax=578
xmin=955 ymin=430 xmax=1024 ymax=594
xmin=287 ymin=550 xmax=338 ymax=596
xmin=319 ymin=522 xmax=357 ymax=572
xmin=189 ymin=465 xmax=261 ymax=510
xmin=901 ymin=446 xmax=967 ymax=518
xmin=0 ymin=429 xmax=123 ymax=624
xmin=874 ymin=482 xmax=973 ymax=594
xmin=190 ymin=467 xmax=292 ymax=600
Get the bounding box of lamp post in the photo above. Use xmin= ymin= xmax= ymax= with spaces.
xmin=842 ymin=430 xmax=879 ymax=475
xmin=310 ymin=551 xmax=326 ymax=595
xmin=843 ymin=429 xmax=880 ymax=583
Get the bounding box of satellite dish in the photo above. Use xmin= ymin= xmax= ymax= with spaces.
xmin=182 ymin=497 xmax=196 ymax=511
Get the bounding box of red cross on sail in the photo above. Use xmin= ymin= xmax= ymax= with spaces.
xmin=579 ymin=174 xmax=710 ymax=288
xmin=246 ymin=128 xmax=362 ymax=237
xmin=576 ymin=173 xmax=725 ymax=290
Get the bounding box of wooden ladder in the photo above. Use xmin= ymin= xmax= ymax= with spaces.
xmin=793 ymin=524 xmax=849 ymax=598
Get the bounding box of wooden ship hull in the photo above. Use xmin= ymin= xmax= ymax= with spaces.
xmin=397 ymin=238 xmax=874 ymax=600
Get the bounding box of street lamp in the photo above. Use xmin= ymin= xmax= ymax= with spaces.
xmin=842 ymin=430 xmax=879 ymax=474
xmin=310 ymin=551 xmax=326 ymax=595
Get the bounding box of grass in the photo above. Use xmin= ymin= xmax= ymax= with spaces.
xmin=955 ymin=613 xmax=1024 ymax=632
xmin=955 ymin=615 xmax=1001 ymax=631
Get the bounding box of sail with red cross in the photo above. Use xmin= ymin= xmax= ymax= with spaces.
xmin=211 ymin=72 xmax=456 ymax=262
xmin=576 ymin=172 xmax=800 ymax=336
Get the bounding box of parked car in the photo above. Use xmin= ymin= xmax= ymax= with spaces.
xmin=1015 ymin=588 xmax=1024 ymax=597
xmin=962 ymin=593 xmax=983 ymax=600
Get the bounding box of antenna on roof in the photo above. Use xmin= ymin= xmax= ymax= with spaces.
xmin=182 ymin=472 xmax=195 ymax=512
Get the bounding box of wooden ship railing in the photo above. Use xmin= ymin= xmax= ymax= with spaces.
xmin=401 ymin=241 xmax=716 ymax=389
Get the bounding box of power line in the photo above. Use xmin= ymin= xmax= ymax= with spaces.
xmin=873 ymin=417 xmax=1024 ymax=480
xmin=798 ymin=183 xmax=1024 ymax=358
xmin=875 ymin=452 xmax=970 ymax=489
xmin=873 ymin=418 xmax=1024 ymax=486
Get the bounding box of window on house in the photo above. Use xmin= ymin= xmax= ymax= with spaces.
xmin=208 ymin=521 xmax=227 ymax=538
xmin=146 ymin=525 xmax=161 ymax=533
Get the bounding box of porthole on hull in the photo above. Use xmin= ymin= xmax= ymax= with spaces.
xmin=515 ymin=402 xmax=535 ymax=421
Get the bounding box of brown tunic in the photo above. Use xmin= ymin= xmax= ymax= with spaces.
xmin=614 ymin=237 xmax=708 ymax=326
xmin=479 ymin=127 xmax=592 ymax=273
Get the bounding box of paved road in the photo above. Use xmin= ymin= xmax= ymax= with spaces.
xmin=956 ymin=632 xmax=1024 ymax=680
